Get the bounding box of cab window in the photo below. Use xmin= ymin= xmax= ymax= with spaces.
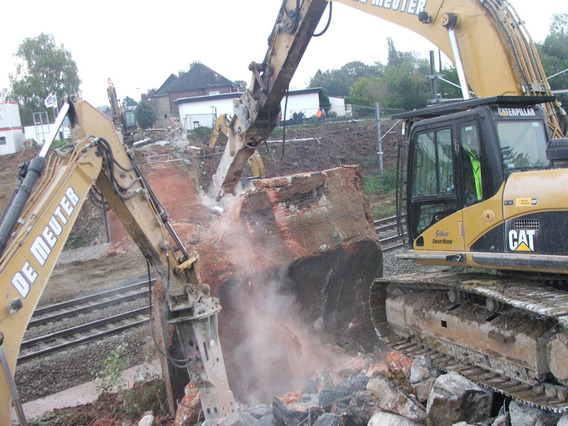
xmin=497 ymin=120 xmax=549 ymax=170
xmin=409 ymin=127 xmax=457 ymax=238
xmin=411 ymin=128 xmax=454 ymax=198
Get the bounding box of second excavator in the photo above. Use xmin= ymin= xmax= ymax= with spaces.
xmin=215 ymin=0 xmax=568 ymax=412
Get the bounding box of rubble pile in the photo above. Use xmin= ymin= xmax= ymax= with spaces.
xmin=173 ymin=351 xmax=567 ymax=426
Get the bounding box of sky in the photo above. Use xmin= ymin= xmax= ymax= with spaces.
xmin=1 ymin=0 xmax=566 ymax=108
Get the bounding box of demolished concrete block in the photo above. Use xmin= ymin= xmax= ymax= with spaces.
xmin=368 ymin=411 xmax=423 ymax=426
xmin=195 ymin=166 xmax=383 ymax=403
xmin=336 ymin=373 xmax=369 ymax=394
xmin=426 ymin=371 xmax=494 ymax=426
xmin=318 ymin=389 xmax=350 ymax=408
xmin=410 ymin=355 xmax=440 ymax=403
xmin=343 ymin=390 xmax=379 ymax=424
xmin=173 ymin=382 xmax=202 ymax=426
xmin=367 ymin=374 xmax=426 ymax=423
xmin=227 ymin=412 xmax=258 ymax=426
xmin=508 ymin=400 xmax=561 ymax=426
xmin=409 ymin=355 xmax=439 ymax=384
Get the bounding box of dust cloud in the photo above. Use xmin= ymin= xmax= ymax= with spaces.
xmin=212 ymin=207 xmax=351 ymax=404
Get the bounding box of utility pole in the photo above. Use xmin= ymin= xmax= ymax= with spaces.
xmin=375 ymin=102 xmax=383 ymax=184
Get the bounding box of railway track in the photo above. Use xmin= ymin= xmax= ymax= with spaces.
xmin=375 ymin=214 xmax=406 ymax=252
xmin=20 ymin=216 xmax=405 ymax=362
xmin=19 ymin=280 xmax=154 ymax=363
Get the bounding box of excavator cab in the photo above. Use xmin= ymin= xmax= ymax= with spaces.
xmin=395 ymin=96 xmax=568 ymax=271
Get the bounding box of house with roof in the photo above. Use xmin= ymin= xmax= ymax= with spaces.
xmin=146 ymin=62 xmax=344 ymax=130
xmin=175 ymin=87 xmax=326 ymax=130
xmin=146 ymin=63 xmax=238 ymax=128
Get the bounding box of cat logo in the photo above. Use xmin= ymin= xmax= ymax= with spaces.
xmin=508 ymin=229 xmax=536 ymax=252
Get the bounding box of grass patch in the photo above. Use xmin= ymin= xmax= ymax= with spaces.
xmin=372 ymin=204 xmax=397 ymax=219
xmin=363 ymin=167 xmax=397 ymax=194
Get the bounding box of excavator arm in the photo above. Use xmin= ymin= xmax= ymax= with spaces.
xmin=0 ymin=96 xmax=235 ymax=424
xmin=217 ymin=0 xmax=564 ymax=198
xmin=217 ymin=0 xmax=329 ymax=197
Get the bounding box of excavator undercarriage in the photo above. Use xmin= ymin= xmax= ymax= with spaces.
xmin=371 ymin=271 xmax=568 ymax=412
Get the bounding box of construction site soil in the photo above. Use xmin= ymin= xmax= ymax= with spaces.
xmin=1 ymin=119 xmax=433 ymax=424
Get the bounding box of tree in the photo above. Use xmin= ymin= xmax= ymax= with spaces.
xmin=122 ymin=96 xmax=138 ymax=108
xmin=135 ymin=101 xmax=157 ymax=130
xmin=348 ymin=39 xmax=430 ymax=110
xmin=537 ymin=13 xmax=568 ymax=91
xmin=234 ymin=80 xmax=248 ymax=92
xmin=349 ymin=77 xmax=386 ymax=107
xmin=309 ymin=61 xmax=382 ymax=98
xmin=8 ymin=33 xmax=80 ymax=125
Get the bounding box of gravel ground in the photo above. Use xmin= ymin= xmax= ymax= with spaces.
xmin=14 ymin=247 xmax=430 ymax=404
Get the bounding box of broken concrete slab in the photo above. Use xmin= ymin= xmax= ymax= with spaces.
xmin=367 ymin=374 xmax=427 ymax=423
xmin=410 ymin=355 xmax=440 ymax=403
xmin=426 ymin=371 xmax=494 ymax=426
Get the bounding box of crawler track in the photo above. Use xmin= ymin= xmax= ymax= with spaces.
xmin=370 ymin=272 xmax=568 ymax=412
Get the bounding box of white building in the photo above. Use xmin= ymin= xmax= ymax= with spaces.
xmin=328 ymin=96 xmax=346 ymax=117
xmin=0 ymin=103 xmax=24 ymax=155
xmin=175 ymin=88 xmax=323 ymax=130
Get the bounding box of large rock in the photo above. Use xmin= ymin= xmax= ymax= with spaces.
xmin=196 ymin=166 xmax=383 ymax=402
xmin=145 ymin=164 xmax=383 ymax=406
xmin=409 ymin=355 xmax=440 ymax=403
xmin=426 ymin=372 xmax=494 ymax=426
xmin=367 ymin=375 xmax=426 ymax=423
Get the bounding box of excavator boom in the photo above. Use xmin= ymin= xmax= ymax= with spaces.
xmin=217 ymin=0 xmax=564 ymax=199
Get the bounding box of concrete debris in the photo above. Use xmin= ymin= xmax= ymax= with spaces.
xmin=387 ymin=350 xmax=414 ymax=375
xmin=366 ymin=362 xmax=390 ymax=377
xmin=227 ymin=411 xmax=258 ymax=425
xmin=366 ymin=374 xmax=427 ymax=423
xmin=272 ymin=393 xmax=323 ymax=425
xmin=173 ymin=382 xmax=201 ymax=426
xmin=426 ymin=371 xmax=494 ymax=426
xmin=193 ymin=166 xmax=383 ymax=403
xmin=508 ymin=400 xmax=561 ymax=426
xmin=336 ymin=373 xmax=369 ymax=394
xmin=313 ymin=413 xmax=342 ymax=425
xmin=410 ymin=355 xmax=440 ymax=403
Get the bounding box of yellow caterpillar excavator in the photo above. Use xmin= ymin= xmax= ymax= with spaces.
xmin=215 ymin=0 xmax=568 ymax=412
